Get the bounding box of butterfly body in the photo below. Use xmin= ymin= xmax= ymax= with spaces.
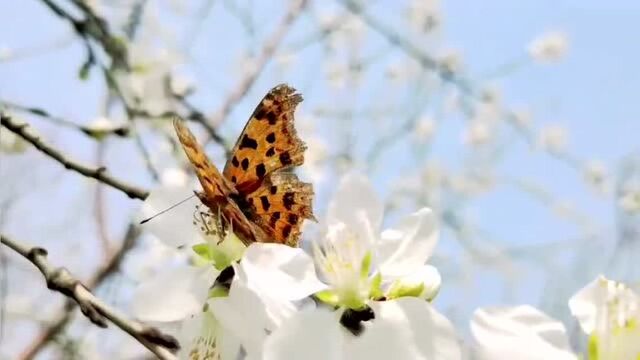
xmin=174 ymin=84 xmax=314 ymax=246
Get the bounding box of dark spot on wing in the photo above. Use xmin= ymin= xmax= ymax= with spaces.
xmin=241 ymin=158 xmax=249 ymax=170
xmin=266 ymin=111 xmax=277 ymax=125
xmin=279 ymin=152 xmax=292 ymax=166
xmin=256 ymin=163 xmax=266 ymax=178
xmin=288 ymin=213 xmax=299 ymax=225
xmin=270 ymin=212 xmax=281 ymax=227
xmin=231 ymin=156 xmax=239 ymax=167
xmin=239 ymin=134 xmax=258 ymax=150
xmin=260 ymin=196 xmax=270 ymax=211
xmin=254 ymin=107 xmax=267 ymax=120
xmin=265 ymin=147 xmax=276 ymax=157
xmin=283 ymin=192 xmax=295 ymax=210
xmin=282 ymin=224 xmax=292 ymax=239
xmin=266 ymin=132 xmax=276 ymax=143
xmin=231 ymin=176 xmax=237 ymax=183
xmin=270 ymin=186 xmax=277 ymax=194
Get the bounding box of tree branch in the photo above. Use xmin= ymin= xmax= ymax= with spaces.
xmin=1 ymin=231 xmax=179 ymax=360
xmin=1 ymin=100 xmax=130 ymax=139
xmin=1 ymin=114 xmax=149 ymax=201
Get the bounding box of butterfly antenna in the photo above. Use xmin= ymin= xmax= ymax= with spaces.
xmin=139 ymin=194 xmax=197 ymax=224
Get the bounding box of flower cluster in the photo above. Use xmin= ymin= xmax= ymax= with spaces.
xmin=133 ymin=172 xmax=459 ymax=359
xmin=134 ymin=171 xmax=638 ymax=360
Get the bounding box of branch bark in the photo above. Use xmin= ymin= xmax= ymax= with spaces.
xmin=1 ymin=115 xmax=149 ymax=201
xmin=1 ymin=230 xmax=179 ymax=360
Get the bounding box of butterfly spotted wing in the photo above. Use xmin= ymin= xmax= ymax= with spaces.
xmin=222 ymin=84 xmax=315 ymax=246
xmin=174 ymin=84 xmax=314 ymax=247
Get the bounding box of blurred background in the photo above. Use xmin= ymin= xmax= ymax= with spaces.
xmin=1 ymin=0 xmax=639 ymax=358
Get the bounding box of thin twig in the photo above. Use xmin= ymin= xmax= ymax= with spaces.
xmin=1 ymin=115 xmax=149 ymax=200
xmin=1 ymin=100 xmax=130 ymax=139
xmin=1 ymin=233 xmax=178 ymax=359
xmin=204 ymin=0 xmax=309 ymax=143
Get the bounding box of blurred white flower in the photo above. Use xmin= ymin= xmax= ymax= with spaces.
xmin=438 ymin=49 xmax=463 ymax=75
xmin=528 ymin=31 xmax=568 ymax=63
xmin=619 ymin=191 xmax=640 ymax=213
xmin=413 ymin=116 xmax=436 ymax=143
xmin=538 ymin=124 xmax=568 ymax=153
xmin=471 ymin=305 xmax=576 ymax=360
xmin=462 ymin=120 xmax=492 ymax=146
xmin=406 ymin=0 xmax=441 ymax=33
xmin=569 ymin=276 xmax=640 ymax=359
xmin=340 ymin=15 xmax=367 ymax=47
xmin=170 ymin=74 xmax=195 ymax=97
xmin=471 ymin=275 xmax=640 ymax=360
xmin=584 ymin=160 xmax=609 ymax=195
xmin=85 ymin=116 xmax=129 ymax=139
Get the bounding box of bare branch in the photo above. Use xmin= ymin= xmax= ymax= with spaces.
xmin=1 ymin=115 xmax=149 ymax=201
xmin=1 ymin=100 xmax=130 ymax=139
xmin=1 ymin=231 xmax=179 ymax=360
xmin=205 ymin=0 xmax=309 ymax=143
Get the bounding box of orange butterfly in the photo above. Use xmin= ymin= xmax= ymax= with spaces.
xmin=174 ymin=84 xmax=315 ymax=247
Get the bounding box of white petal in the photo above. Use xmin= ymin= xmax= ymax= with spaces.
xmin=208 ymin=281 xmax=272 ymax=357
xmin=239 ymin=243 xmax=327 ymax=300
xmin=393 ymin=264 xmax=441 ymax=300
xmin=569 ymin=275 xmax=640 ymax=336
xmin=568 ymin=276 xmax=608 ymax=334
xmin=378 ymin=208 xmax=439 ymax=278
xmin=137 ymin=183 xmax=200 ymax=247
xmin=131 ymin=264 xmax=216 ymax=322
xmin=368 ymin=298 xmax=462 ymax=360
xmin=327 ymin=173 xmax=383 ymax=232
xmin=178 ymin=310 xmax=241 ymax=360
xmin=471 ymin=305 xmax=576 ymax=360
xmin=263 ymin=308 xmax=344 ymax=360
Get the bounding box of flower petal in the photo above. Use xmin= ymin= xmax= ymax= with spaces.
xmin=327 ymin=173 xmax=383 ymax=232
xmin=208 ymin=280 xmax=272 ymax=357
xmin=378 ymin=208 xmax=439 ymax=278
xmin=367 ymin=298 xmax=461 ymax=360
xmin=387 ymin=264 xmax=441 ymax=301
xmin=263 ymin=308 xmax=344 ymax=360
xmin=131 ymin=264 xmax=216 ymax=322
xmin=238 ymin=243 xmax=327 ymax=300
xmin=471 ymin=305 xmax=575 ymax=360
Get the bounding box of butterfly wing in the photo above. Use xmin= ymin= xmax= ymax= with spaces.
xmin=173 ymin=117 xmax=237 ymax=200
xmin=242 ymin=172 xmax=315 ymax=246
xmin=223 ymin=84 xmax=306 ymax=194
xmin=222 ymin=84 xmax=315 ymax=245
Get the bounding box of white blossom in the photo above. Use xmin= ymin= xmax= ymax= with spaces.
xmin=528 ymin=31 xmax=568 ymax=63
xmin=569 ymin=276 xmax=640 ymax=359
xmin=472 ymin=275 xmax=640 ymax=360
xmin=538 ymin=124 xmax=569 ymax=153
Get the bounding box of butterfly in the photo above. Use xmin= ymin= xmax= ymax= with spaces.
xmin=173 ymin=84 xmax=315 ymax=247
